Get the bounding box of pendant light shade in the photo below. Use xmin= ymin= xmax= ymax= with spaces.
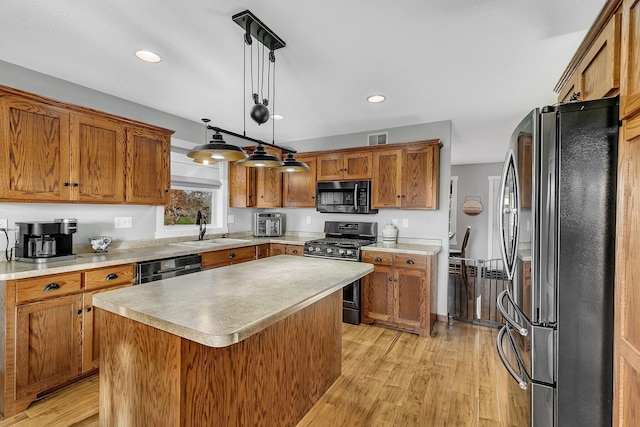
xmin=271 ymin=153 xmax=311 ymax=172
xmin=236 ymin=144 xmax=283 ymax=167
xmin=187 ymin=131 xmax=248 ymax=162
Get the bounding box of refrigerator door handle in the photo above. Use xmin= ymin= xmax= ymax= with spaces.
xmin=497 ymin=289 xmax=529 ymax=336
xmin=497 ymin=150 xmax=520 ymax=280
xmin=496 ymin=324 xmax=528 ymax=390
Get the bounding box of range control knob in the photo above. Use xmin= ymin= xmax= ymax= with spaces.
xmin=346 ymin=250 xmax=353 ymax=256
xmin=315 ymin=247 xmax=322 ymax=252
xmin=338 ymin=249 xmax=345 ymax=255
xmin=326 ymin=248 xmax=333 ymax=254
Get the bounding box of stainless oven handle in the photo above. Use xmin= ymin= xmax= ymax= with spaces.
xmin=496 ymin=325 xmax=528 ymax=390
xmin=497 ymin=289 xmax=528 ymax=336
xmin=354 ymin=183 xmax=359 ymax=210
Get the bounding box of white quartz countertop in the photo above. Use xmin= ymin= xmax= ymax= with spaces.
xmin=363 ymin=242 xmax=442 ymax=255
xmin=93 ymin=255 xmax=373 ymax=348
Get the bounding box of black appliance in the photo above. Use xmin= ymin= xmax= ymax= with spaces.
xmin=303 ymin=221 xmax=377 ymax=324
xmin=136 ymin=254 xmax=202 ymax=284
xmin=316 ymin=180 xmax=378 ymax=214
xmin=15 ymin=218 xmax=78 ymax=263
xmin=496 ymin=97 xmax=618 ymax=426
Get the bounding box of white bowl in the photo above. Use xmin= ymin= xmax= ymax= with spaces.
xmin=89 ymin=236 xmax=112 ymax=252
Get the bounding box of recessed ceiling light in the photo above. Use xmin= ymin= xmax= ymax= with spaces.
xmin=367 ymin=95 xmax=386 ymax=103
xmin=271 ymin=114 xmax=285 ymax=120
xmin=135 ymin=50 xmax=162 ymax=63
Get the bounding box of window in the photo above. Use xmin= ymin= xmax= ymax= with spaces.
xmin=164 ymin=189 xmax=212 ymax=226
xmin=449 ymin=176 xmax=458 ymax=245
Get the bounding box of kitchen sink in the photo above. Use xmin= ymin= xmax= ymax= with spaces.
xmin=206 ymin=238 xmax=251 ymax=244
xmin=170 ymin=238 xmax=251 ymax=248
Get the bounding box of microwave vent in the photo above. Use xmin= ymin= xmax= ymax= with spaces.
xmin=367 ymin=132 xmax=388 ymax=146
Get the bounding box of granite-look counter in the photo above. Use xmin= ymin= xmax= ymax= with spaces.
xmin=362 ymin=242 xmax=442 ymax=256
xmin=93 ymin=255 xmax=373 ymax=348
xmin=0 ymin=235 xmax=312 ymax=280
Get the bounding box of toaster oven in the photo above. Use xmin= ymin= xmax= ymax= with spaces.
xmin=253 ymin=212 xmax=285 ymax=237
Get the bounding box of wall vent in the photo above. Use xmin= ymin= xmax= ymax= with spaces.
xmin=367 ymin=132 xmax=388 ymax=146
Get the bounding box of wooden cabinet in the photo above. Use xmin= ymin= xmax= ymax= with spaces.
xmin=317 ymin=151 xmax=372 ymax=181
xmin=201 ymin=246 xmax=256 ymax=270
xmin=517 ymin=132 xmax=533 ymax=210
xmin=229 ymin=146 xmax=282 ymax=208
xmin=620 ymin=0 xmax=640 ymax=118
xmin=361 ymin=250 xmax=437 ymax=337
xmin=283 ymin=154 xmax=317 ymax=207
xmin=0 ymin=85 xmax=173 ymax=205
xmin=3 ymin=264 xmax=135 ymax=417
xmin=372 ymin=149 xmax=403 ymax=208
xmin=256 ymin=243 xmax=270 ymax=259
xmin=558 ymin=72 xmax=582 ymax=103
xmin=255 ymin=146 xmax=283 ymax=207
xmin=580 ymin=13 xmax=621 ymax=101
xmin=269 ymin=243 xmax=304 ymax=256
xmin=229 ymin=159 xmax=256 ymax=207
xmin=125 ymin=125 xmax=171 ymax=205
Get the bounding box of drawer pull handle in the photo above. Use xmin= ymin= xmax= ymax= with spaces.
xmin=105 ymin=273 xmax=118 ymax=281
xmin=292 ymin=249 xmax=298 ymax=254
xmin=229 ymin=253 xmax=235 ymax=259
xmin=375 ymin=257 xmax=382 ymax=262
xmin=43 ymin=283 xmax=60 ymax=292
xmin=406 ymin=259 xmax=415 ymax=265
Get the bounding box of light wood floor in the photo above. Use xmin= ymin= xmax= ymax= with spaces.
xmin=0 ymin=321 xmax=526 ymax=426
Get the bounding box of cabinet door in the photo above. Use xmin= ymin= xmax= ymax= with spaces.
xmin=285 ymin=245 xmax=304 ymax=256
xmin=620 ymin=0 xmax=640 ymax=118
xmin=269 ymin=243 xmax=286 ymax=256
xmin=579 ymin=13 xmax=621 ymax=101
xmin=401 ymin=145 xmax=440 ymax=209
xmin=255 ymin=147 xmax=283 ymax=207
xmin=256 ymin=244 xmax=270 ymax=259
xmin=125 ymin=126 xmax=170 ymax=205
xmin=82 ymin=285 xmax=132 ymax=373
xmin=372 ymin=149 xmax=402 ymax=208
xmin=69 ymin=113 xmax=126 ymax=202
xmin=343 ymin=152 xmax=372 ymax=179
xmin=558 ymin=72 xmax=582 ymax=103
xmin=283 ymin=155 xmax=317 ymax=207
xmin=394 ymin=267 xmax=426 ymax=329
xmin=15 ymin=294 xmax=83 ymax=399
xmin=316 ymin=153 xmax=344 ymax=181
xmin=229 ymin=160 xmax=256 ymax=207
xmin=362 ymin=265 xmax=393 ymax=322
xmin=0 ymin=96 xmax=71 ymax=201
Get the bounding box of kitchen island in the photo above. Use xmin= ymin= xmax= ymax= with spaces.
xmin=92 ymin=255 xmax=373 ymax=426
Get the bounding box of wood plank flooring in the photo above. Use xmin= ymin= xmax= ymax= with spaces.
xmin=0 ymin=321 xmax=526 ymax=426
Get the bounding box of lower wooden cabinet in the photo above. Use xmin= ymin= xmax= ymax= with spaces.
xmin=361 ymin=251 xmax=437 ymax=337
xmin=256 ymin=243 xmax=270 ymax=259
xmin=201 ymin=246 xmax=256 ymax=270
xmin=2 ymin=264 xmax=135 ymax=418
xmin=270 ymin=243 xmax=304 ymax=257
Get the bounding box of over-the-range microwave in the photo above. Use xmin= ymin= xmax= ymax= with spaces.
xmin=316 ymin=181 xmax=378 ymax=214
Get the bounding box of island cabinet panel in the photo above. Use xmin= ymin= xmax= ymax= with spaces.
xmin=283 ymin=154 xmax=317 ymax=207
xmin=70 ymin=113 xmax=126 ymax=203
xmin=0 ymin=96 xmax=70 ymax=201
xmin=98 ymin=290 xmax=342 ymax=427
xmin=125 ymin=126 xmax=170 ymax=205
xmin=361 ymin=251 xmax=437 ymax=337
xmin=372 ymin=149 xmax=403 ymax=208
xmin=201 ymin=246 xmax=256 ymax=270
xmin=621 ymin=0 xmax=640 ymax=118
xmin=15 ymin=294 xmax=83 ymax=399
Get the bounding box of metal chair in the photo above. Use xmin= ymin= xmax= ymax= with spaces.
xmin=449 ymin=226 xmax=471 ymax=287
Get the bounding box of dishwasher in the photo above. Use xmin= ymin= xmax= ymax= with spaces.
xmin=136 ymin=254 xmax=202 ymax=284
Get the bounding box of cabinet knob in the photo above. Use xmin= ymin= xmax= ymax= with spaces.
xmin=105 ymin=273 xmax=118 ymax=280
xmin=164 ymin=189 xmax=169 ymax=193
xmin=229 ymin=253 xmax=235 ymax=259
xmin=72 ymin=182 xmax=79 ymax=187
xmin=406 ymin=259 xmax=415 ymax=265
xmin=43 ymin=283 xmax=60 ymax=292
xmin=76 ymin=309 xmax=83 ymax=315
xmin=388 ymin=277 xmax=393 ymax=282
xmin=63 ymin=182 xmax=70 ymax=187
xmin=292 ymin=249 xmax=298 ymax=254
xmin=86 ymin=307 xmax=92 ymax=312
xmin=401 ymin=195 xmax=406 ymax=199
xmin=375 ymin=257 xmax=382 ymax=262
xmin=397 ymin=195 xmax=401 ymax=198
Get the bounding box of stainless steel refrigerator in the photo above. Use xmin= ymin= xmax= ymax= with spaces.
xmin=496 ymin=96 xmax=618 ymax=426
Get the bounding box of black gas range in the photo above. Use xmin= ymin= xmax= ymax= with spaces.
xmin=303 ymin=221 xmax=378 ymax=324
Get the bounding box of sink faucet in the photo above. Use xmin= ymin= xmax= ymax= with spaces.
xmin=196 ymin=210 xmax=206 ymax=240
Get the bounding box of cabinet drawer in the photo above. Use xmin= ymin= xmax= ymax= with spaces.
xmin=202 ymin=246 xmax=256 ymax=269
xmin=394 ymin=254 xmax=427 ymax=269
xmin=285 ymin=245 xmax=304 ymax=256
xmin=16 ymin=272 xmax=82 ymax=304
xmin=361 ymin=251 xmax=393 ymax=266
xmin=84 ymin=264 xmax=135 ymax=290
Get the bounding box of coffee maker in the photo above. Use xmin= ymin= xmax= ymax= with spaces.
xmin=15 ymin=218 xmax=78 ymax=263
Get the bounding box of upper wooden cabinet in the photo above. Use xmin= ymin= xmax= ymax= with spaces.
xmin=229 ymin=157 xmax=256 ymax=208
xmin=256 ymin=146 xmax=283 ymax=207
xmin=229 ymin=146 xmax=283 ymax=208
xmin=372 ymin=141 xmax=441 ymax=210
xmin=125 ymin=126 xmax=170 ymax=205
xmin=0 ymin=85 xmax=173 ymax=205
xmin=283 ymin=154 xmax=317 ymax=207
xmin=317 ymin=151 xmax=372 ymax=181
xmin=620 ymin=0 xmax=640 ymax=118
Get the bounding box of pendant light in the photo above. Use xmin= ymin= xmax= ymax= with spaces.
xmin=271 ymin=152 xmax=311 ymax=172
xmin=187 ymin=119 xmax=248 ymax=162
xmin=235 ymin=144 xmax=283 ymax=167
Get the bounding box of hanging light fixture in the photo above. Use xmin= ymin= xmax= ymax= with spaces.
xmin=272 ymin=152 xmax=311 ymax=172
xmin=236 ymin=144 xmax=283 ymax=167
xmin=187 ymin=119 xmax=248 ymax=162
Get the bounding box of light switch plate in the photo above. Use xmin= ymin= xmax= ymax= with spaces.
xmin=0 ymin=219 xmax=7 ymax=229
xmin=306 ymin=216 xmax=312 ymax=224
xmin=402 ymin=218 xmax=409 ymax=228
xmin=115 ymin=217 xmax=133 ymax=229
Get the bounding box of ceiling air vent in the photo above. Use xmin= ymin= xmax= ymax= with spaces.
xmin=368 ymin=132 xmax=388 ymax=146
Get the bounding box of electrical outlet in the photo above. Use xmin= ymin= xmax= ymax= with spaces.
xmin=227 ymin=215 xmax=235 ymax=224
xmin=0 ymin=219 xmax=7 ymax=229
xmin=391 ymin=218 xmax=398 ymax=226
xmin=402 ymin=218 xmax=409 ymax=228
xmin=306 ymin=216 xmax=312 ymax=225
xmin=114 ymin=216 xmax=133 ymax=229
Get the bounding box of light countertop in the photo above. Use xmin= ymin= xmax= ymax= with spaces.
xmin=93 ymin=255 xmax=373 ymax=348
xmin=363 ymin=242 xmax=441 ymax=256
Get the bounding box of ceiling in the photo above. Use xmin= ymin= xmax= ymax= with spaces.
xmin=0 ymin=0 xmax=605 ymax=165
